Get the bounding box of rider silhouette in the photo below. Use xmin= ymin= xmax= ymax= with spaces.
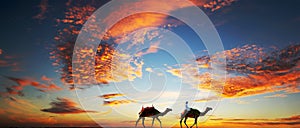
xmin=182 ymin=101 xmax=190 ymax=116
xmin=185 ymin=101 xmax=190 ymax=111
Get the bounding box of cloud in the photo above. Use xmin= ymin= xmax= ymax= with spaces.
xmin=0 ymin=49 xmax=21 ymax=71
xmin=50 ymin=0 xmax=236 ymax=88
xmin=211 ymin=115 xmax=300 ymax=126
xmin=135 ymin=41 xmax=160 ymax=57
xmin=166 ymin=68 xmax=182 ymax=78
xmin=101 ymin=0 xmax=236 ymax=37
xmin=8 ymin=96 xmax=17 ymax=102
xmin=280 ymin=115 xmax=300 ymax=121
xmin=194 ymin=96 xmax=220 ymax=102
xmin=8 ymin=116 xmax=58 ymax=125
xmin=166 ymin=44 xmax=300 ymax=98
xmin=65 ymin=0 xmax=72 ymax=6
xmin=222 ymin=120 xmax=300 ymax=126
xmin=41 ymin=97 xmax=97 ymax=114
xmin=145 ymin=67 xmax=153 ymax=73
xmin=33 ymin=0 xmax=48 ymax=20
xmin=264 ymin=93 xmax=287 ymax=98
xmin=6 ymin=87 xmax=24 ymax=97
xmin=203 ymin=0 xmax=236 ymax=12
xmin=103 ymin=100 xmax=135 ymax=106
xmin=41 ymin=75 xmax=52 ymax=81
xmin=99 ymin=93 xmax=124 ymax=99
xmin=5 ymin=96 xmax=38 ymax=113
xmin=2 ymin=76 xmax=62 ymax=95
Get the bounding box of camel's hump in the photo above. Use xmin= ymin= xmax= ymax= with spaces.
xmin=139 ymin=107 xmax=160 ymax=117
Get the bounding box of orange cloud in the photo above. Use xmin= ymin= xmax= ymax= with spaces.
xmin=203 ymin=0 xmax=236 ymax=12
xmin=107 ymin=13 xmax=170 ymax=38
xmin=166 ymin=44 xmax=300 ymax=98
xmin=102 ymin=0 xmax=235 ymax=37
xmin=135 ymin=41 xmax=160 ymax=57
xmin=41 ymin=97 xmax=97 ymax=114
xmin=103 ymin=100 xmax=135 ymax=106
xmin=5 ymin=96 xmax=38 ymax=114
xmin=50 ymin=0 xmax=236 ymax=88
xmin=166 ymin=68 xmax=182 ymax=78
xmin=3 ymin=76 xmax=62 ymax=95
xmin=41 ymin=75 xmax=52 ymax=81
xmin=99 ymin=93 xmax=124 ymax=99
xmin=210 ymin=115 xmax=300 ymax=126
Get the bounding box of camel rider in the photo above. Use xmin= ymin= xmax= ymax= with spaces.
xmin=185 ymin=101 xmax=191 ymax=112
xmin=182 ymin=101 xmax=191 ymax=116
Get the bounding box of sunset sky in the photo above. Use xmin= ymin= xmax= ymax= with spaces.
xmin=0 ymin=0 xmax=299 ymax=127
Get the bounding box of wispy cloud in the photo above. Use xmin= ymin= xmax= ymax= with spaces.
xmin=2 ymin=76 xmax=62 ymax=96
xmin=33 ymin=0 xmax=48 ymax=20
xmin=264 ymin=93 xmax=287 ymax=98
xmin=135 ymin=41 xmax=160 ymax=57
xmin=41 ymin=75 xmax=52 ymax=81
xmin=41 ymin=97 xmax=96 ymax=114
xmin=5 ymin=96 xmax=38 ymax=113
xmin=99 ymin=93 xmax=124 ymax=99
xmin=210 ymin=115 xmax=300 ymax=126
xmin=194 ymin=96 xmax=220 ymax=102
xmin=103 ymin=100 xmax=135 ymax=106
xmin=0 ymin=49 xmax=21 ymax=71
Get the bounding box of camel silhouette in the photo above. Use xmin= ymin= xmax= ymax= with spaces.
xmin=135 ymin=106 xmax=172 ymax=128
xmin=180 ymin=107 xmax=212 ymax=128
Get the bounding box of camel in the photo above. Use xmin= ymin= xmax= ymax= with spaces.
xmin=135 ymin=106 xmax=172 ymax=128
xmin=180 ymin=107 xmax=212 ymax=128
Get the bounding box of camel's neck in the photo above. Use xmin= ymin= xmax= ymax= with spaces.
xmin=200 ymin=108 xmax=211 ymax=116
xmin=159 ymin=110 xmax=170 ymax=117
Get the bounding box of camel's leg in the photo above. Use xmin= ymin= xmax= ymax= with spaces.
xmin=141 ymin=117 xmax=145 ymax=128
xmin=156 ymin=117 xmax=162 ymax=128
xmin=180 ymin=116 xmax=184 ymax=128
xmin=151 ymin=117 xmax=155 ymax=127
xmin=190 ymin=117 xmax=198 ymax=128
xmin=195 ymin=117 xmax=198 ymax=128
xmin=135 ymin=117 xmax=141 ymax=128
xmin=184 ymin=117 xmax=188 ymax=128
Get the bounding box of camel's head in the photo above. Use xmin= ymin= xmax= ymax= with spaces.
xmin=166 ymin=108 xmax=172 ymax=112
xmin=206 ymin=107 xmax=213 ymax=111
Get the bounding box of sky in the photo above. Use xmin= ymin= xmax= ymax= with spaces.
xmin=0 ymin=0 xmax=299 ymax=127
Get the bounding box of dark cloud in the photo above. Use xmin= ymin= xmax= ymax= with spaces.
xmin=5 ymin=87 xmax=24 ymax=97
xmin=41 ymin=97 xmax=97 ymax=114
xmin=8 ymin=96 xmax=17 ymax=102
xmin=33 ymin=0 xmax=48 ymax=20
xmin=0 ymin=49 xmax=21 ymax=71
xmin=2 ymin=76 xmax=62 ymax=96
